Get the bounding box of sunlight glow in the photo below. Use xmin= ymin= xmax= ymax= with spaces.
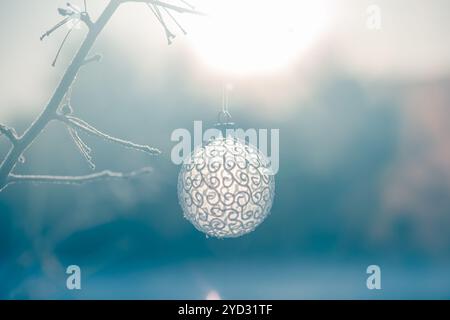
xmin=205 ymin=290 xmax=221 ymax=300
xmin=187 ymin=0 xmax=333 ymax=75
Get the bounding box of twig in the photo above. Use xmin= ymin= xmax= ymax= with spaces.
xmin=52 ymin=28 xmax=73 ymax=67
xmin=163 ymin=7 xmax=187 ymax=35
xmin=128 ymin=0 xmax=205 ymax=15
xmin=67 ymin=126 xmax=96 ymax=169
xmin=147 ymin=3 xmax=176 ymax=44
xmin=0 ymin=124 xmax=19 ymax=145
xmin=59 ymin=115 xmax=161 ymax=155
xmin=178 ymin=0 xmax=195 ymax=10
xmin=82 ymin=53 xmax=103 ymax=66
xmin=40 ymin=16 xmax=72 ymax=41
xmin=6 ymin=167 xmax=152 ymax=186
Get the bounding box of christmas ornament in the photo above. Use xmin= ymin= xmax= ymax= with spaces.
xmin=177 ymin=86 xmax=275 ymax=238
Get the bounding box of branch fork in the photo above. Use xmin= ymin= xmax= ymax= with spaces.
xmin=0 ymin=124 xmax=19 ymax=145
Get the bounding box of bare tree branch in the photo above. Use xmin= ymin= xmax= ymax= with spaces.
xmin=58 ymin=115 xmax=161 ymax=156
xmin=67 ymin=126 xmax=96 ymax=169
xmin=0 ymin=0 xmax=123 ymax=190
xmin=0 ymin=0 xmax=200 ymax=191
xmin=163 ymin=6 xmax=187 ymax=35
xmin=0 ymin=124 xmax=19 ymax=145
xmin=7 ymin=167 xmax=152 ymax=186
xmin=147 ymin=3 xmax=176 ymax=44
xmin=127 ymin=0 xmax=205 ymax=15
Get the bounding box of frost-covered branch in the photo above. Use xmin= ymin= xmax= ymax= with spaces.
xmin=129 ymin=0 xmax=204 ymax=15
xmin=0 ymin=0 xmax=201 ymax=192
xmin=0 ymin=124 xmax=19 ymax=145
xmin=145 ymin=0 xmax=202 ymax=44
xmin=59 ymin=115 xmax=161 ymax=156
xmin=6 ymin=167 xmax=152 ymax=187
xmin=0 ymin=1 xmax=121 ymax=191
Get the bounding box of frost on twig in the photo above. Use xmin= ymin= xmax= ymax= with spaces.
xmin=6 ymin=167 xmax=152 ymax=187
xmin=148 ymin=3 xmax=176 ymax=44
xmin=58 ymin=114 xmax=160 ymax=170
xmin=139 ymin=0 xmax=204 ymax=15
xmin=67 ymin=126 xmax=96 ymax=169
xmin=0 ymin=124 xmax=19 ymax=145
xmin=146 ymin=0 xmax=201 ymax=44
xmin=41 ymin=2 xmax=93 ymax=66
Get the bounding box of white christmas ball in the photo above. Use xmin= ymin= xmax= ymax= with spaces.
xmin=178 ymin=136 xmax=275 ymax=238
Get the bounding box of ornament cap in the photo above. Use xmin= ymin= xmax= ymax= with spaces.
xmin=214 ymin=110 xmax=235 ymax=136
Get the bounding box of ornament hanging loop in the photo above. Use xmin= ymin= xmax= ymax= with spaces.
xmin=214 ymin=83 xmax=235 ymax=136
xmin=214 ymin=111 xmax=235 ymax=137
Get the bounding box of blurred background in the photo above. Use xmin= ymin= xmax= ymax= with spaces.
xmin=1 ymin=0 xmax=450 ymax=299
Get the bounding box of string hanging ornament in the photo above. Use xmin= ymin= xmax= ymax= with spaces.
xmin=177 ymin=85 xmax=275 ymax=238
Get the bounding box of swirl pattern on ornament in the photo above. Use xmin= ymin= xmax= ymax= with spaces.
xmin=178 ymin=137 xmax=275 ymax=238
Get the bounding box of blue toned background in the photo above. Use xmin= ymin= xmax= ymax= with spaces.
xmin=1 ymin=0 xmax=450 ymax=299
